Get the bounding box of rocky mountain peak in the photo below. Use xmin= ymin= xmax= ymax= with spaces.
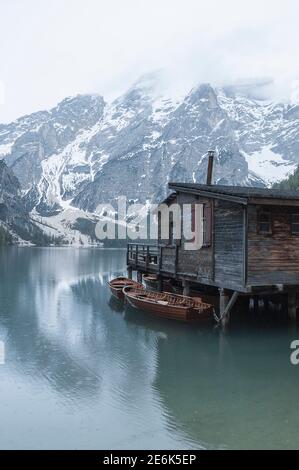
xmin=0 ymin=75 xmax=298 ymax=244
xmin=187 ymin=83 xmax=218 ymax=109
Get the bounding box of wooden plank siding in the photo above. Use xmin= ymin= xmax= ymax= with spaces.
xmin=176 ymin=192 xmax=213 ymax=280
xmin=213 ymin=200 xmax=244 ymax=290
xmin=156 ymin=193 xmax=246 ymax=290
xmin=161 ymin=246 xmax=176 ymax=274
xmin=247 ymin=205 xmax=299 ymax=286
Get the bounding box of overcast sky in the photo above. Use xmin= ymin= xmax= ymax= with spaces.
xmin=0 ymin=0 xmax=299 ymax=122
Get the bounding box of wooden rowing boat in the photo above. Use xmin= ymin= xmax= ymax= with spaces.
xmin=123 ymin=286 xmax=214 ymax=322
xmin=108 ymin=277 xmax=143 ymax=301
xmin=142 ymin=274 xmax=173 ymax=292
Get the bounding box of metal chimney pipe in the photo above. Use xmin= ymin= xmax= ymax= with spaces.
xmin=206 ymin=150 xmax=214 ymax=185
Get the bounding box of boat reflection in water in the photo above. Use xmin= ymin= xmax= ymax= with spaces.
xmin=0 ymin=248 xmax=298 ymax=449
xmin=0 ymin=248 xmax=200 ymax=449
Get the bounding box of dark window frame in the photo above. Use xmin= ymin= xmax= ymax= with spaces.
xmin=166 ymin=208 xmax=179 ymax=247
xmin=190 ymin=203 xmax=196 ymax=244
xmin=257 ymin=209 xmax=272 ymax=235
xmin=169 ymin=212 xmax=174 ymax=244
xmin=291 ymin=213 xmax=299 ymax=236
xmin=203 ymin=202 xmax=212 ymax=247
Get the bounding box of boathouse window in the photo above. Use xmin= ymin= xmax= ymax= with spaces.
xmin=258 ymin=210 xmax=272 ymax=234
xmin=169 ymin=212 xmax=174 ymax=243
xmin=158 ymin=211 xmax=161 ymax=240
xmin=291 ymin=214 xmax=299 ymax=235
xmin=203 ymin=203 xmax=212 ymax=246
xmin=191 ymin=203 xmax=195 ymax=235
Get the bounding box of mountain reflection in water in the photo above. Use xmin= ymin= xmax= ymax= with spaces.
xmin=0 ymin=247 xmax=298 ymax=449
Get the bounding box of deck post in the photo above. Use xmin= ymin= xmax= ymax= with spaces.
xmin=157 ymin=275 xmax=163 ymax=293
xmin=146 ymin=245 xmax=150 ymax=270
xmin=183 ymin=280 xmax=191 ymax=296
xmin=288 ymin=292 xmax=297 ymax=322
xmin=127 ymin=266 xmax=133 ymax=280
xmin=134 ymin=244 xmax=138 ymax=270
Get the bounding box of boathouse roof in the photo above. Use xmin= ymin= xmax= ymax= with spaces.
xmin=168 ymin=183 xmax=299 ymax=205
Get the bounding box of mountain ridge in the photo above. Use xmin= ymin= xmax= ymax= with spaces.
xmin=0 ymin=75 xmax=298 ymax=244
xmin=0 ymin=160 xmax=53 ymax=245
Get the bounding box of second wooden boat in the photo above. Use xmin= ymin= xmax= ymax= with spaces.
xmin=142 ymin=274 xmax=173 ymax=292
xmin=108 ymin=277 xmax=143 ymax=301
xmin=123 ymin=287 xmax=214 ymax=322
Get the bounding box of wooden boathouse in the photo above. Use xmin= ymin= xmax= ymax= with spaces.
xmin=127 ymin=168 xmax=299 ymax=326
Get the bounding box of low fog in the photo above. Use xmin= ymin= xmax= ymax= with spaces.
xmin=0 ymin=0 xmax=298 ymax=122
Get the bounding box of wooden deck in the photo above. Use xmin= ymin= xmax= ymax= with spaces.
xmin=127 ymin=242 xmax=299 ymax=327
xmin=127 ymin=243 xmax=159 ymax=274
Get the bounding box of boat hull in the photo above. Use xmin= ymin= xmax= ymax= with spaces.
xmin=108 ymin=277 xmax=143 ymax=301
xmin=123 ymin=288 xmax=214 ymax=323
xmin=109 ymin=284 xmax=126 ymax=301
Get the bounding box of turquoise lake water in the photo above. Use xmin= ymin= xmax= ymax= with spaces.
xmin=0 ymin=247 xmax=298 ymax=449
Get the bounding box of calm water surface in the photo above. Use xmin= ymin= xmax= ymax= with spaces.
xmin=0 ymin=247 xmax=298 ymax=449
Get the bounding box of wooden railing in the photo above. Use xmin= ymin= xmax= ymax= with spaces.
xmin=127 ymin=243 xmax=159 ymax=271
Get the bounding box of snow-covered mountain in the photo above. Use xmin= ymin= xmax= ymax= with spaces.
xmin=0 ymin=74 xmax=298 ymax=244
xmin=0 ymin=160 xmax=53 ymax=244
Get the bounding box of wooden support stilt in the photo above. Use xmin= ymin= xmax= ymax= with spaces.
xmin=242 ymin=296 xmax=250 ymax=311
xmin=127 ymin=266 xmax=133 ymax=280
xmin=282 ymin=295 xmax=288 ymax=313
xmin=219 ymin=289 xmax=239 ymax=328
xmin=157 ymin=276 xmax=163 ymax=293
xmin=253 ymin=296 xmax=259 ymax=314
xmin=183 ymin=280 xmax=191 ymax=297
xmin=288 ymin=292 xmax=297 ymax=322
xmin=219 ymin=288 xmax=229 ymax=327
xmin=263 ymin=298 xmax=269 ymax=311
